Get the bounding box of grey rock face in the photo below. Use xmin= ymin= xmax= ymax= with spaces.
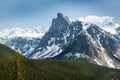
xmin=29 ymin=13 xmax=120 ymax=68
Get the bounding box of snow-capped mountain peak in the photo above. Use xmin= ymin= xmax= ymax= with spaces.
xmin=0 ymin=27 xmax=45 ymax=39
xmin=28 ymin=13 xmax=120 ymax=69
xmin=0 ymin=27 xmax=46 ymax=56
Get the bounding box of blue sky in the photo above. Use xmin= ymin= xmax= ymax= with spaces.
xmin=0 ymin=0 xmax=120 ymax=29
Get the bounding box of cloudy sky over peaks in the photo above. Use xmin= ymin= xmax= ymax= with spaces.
xmin=0 ymin=0 xmax=120 ymax=29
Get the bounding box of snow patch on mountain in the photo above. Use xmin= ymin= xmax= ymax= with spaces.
xmin=33 ymin=44 xmax=62 ymax=59
xmin=103 ymin=53 xmax=115 ymax=68
xmin=94 ymin=59 xmax=102 ymax=66
xmin=82 ymin=22 xmax=91 ymax=30
xmin=114 ymin=54 xmax=120 ymax=59
xmin=96 ymin=33 xmax=104 ymax=50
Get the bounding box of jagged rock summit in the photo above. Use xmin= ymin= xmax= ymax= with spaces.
xmin=28 ymin=13 xmax=120 ymax=68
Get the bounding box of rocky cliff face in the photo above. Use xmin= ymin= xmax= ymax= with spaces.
xmin=28 ymin=13 xmax=83 ymax=58
xmin=28 ymin=13 xmax=120 ymax=68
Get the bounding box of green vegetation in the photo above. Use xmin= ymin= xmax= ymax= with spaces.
xmin=9 ymin=50 xmax=24 ymax=80
xmin=0 ymin=44 xmax=15 ymax=80
xmin=0 ymin=43 xmax=120 ymax=80
xmin=15 ymin=51 xmax=24 ymax=80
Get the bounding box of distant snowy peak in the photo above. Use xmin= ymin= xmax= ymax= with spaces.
xmin=0 ymin=27 xmax=46 ymax=39
xmin=70 ymin=15 xmax=120 ymax=34
xmin=102 ymin=21 xmax=119 ymax=34
xmin=0 ymin=27 xmax=45 ymax=56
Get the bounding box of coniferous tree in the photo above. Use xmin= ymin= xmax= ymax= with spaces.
xmin=9 ymin=48 xmax=24 ymax=80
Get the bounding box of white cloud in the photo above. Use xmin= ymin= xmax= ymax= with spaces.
xmin=78 ymin=15 xmax=113 ymax=24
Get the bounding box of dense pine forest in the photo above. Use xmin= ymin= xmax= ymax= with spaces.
xmin=0 ymin=43 xmax=120 ymax=80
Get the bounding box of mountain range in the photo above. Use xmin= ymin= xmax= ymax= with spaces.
xmin=29 ymin=13 xmax=120 ymax=68
xmin=0 ymin=13 xmax=120 ymax=69
xmin=0 ymin=27 xmax=45 ymax=56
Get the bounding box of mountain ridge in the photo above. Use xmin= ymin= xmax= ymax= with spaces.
xmin=28 ymin=13 xmax=120 ymax=68
xmin=0 ymin=27 xmax=46 ymax=56
xmin=0 ymin=27 xmax=45 ymax=40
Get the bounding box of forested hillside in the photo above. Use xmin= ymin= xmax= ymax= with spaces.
xmin=0 ymin=44 xmax=120 ymax=80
